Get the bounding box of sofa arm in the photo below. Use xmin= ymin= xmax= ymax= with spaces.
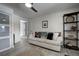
xmin=29 ymin=34 xmax=34 ymax=39
xmin=57 ymin=37 xmax=63 ymax=41
xmin=56 ymin=37 xmax=63 ymax=45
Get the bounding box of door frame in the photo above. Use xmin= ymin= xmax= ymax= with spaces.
xmin=20 ymin=20 xmax=28 ymax=38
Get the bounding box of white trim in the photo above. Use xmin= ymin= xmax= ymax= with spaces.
xmin=0 ymin=46 xmax=11 ymax=52
xmin=20 ymin=20 xmax=27 ymax=23
xmin=0 ymin=24 xmax=9 ymax=26
xmin=0 ymin=36 xmax=10 ymax=40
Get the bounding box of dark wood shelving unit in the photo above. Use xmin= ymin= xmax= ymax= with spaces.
xmin=64 ymin=44 xmax=79 ymax=50
xmin=64 ymin=21 xmax=78 ymax=24
xmin=64 ymin=37 xmax=78 ymax=41
xmin=64 ymin=30 xmax=79 ymax=32
xmin=64 ymin=30 xmax=77 ymax=32
xmin=63 ymin=11 xmax=79 ymax=50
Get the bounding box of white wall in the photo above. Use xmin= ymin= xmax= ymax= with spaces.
xmin=13 ymin=14 xmax=28 ymax=43
xmin=30 ymin=7 xmax=79 ymax=36
xmin=12 ymin=14 xmax=20 ymax=43
xmin=29 ymin=7 xmax=79 ymax=47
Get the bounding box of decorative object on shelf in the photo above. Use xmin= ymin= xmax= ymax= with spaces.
xmin=67 ymin=34 xmax=75 ymax=39
xmin=66 ymin=42 xmax=72 ymax=46
xmin=42 ymin=20 xmax=48 ymax=28
xmin=67 ymin=43 xmax=73 ymax=46
xmin=66 ymin=16 xmax=75 ymax=22
xmin=68 ymin=35 xmax=74 ymax=38
xmin=71 ymin=26 xmax=77 ymax=31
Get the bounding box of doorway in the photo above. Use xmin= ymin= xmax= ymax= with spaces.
xmin=20 ymin=20 xmax=28 ymax=39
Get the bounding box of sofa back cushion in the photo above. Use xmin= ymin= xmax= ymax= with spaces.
xmin=47 ymin=33 xmax=53 ymax=40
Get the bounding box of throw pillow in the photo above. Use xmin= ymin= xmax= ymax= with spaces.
xmin=32 ymin=32 xmax=35 ymax=37
xmin=35 ymin=32 xmax=38 ymax=37
xmin=35 ymin=32 xmax=41 ymax=38
xmin=38 ymin=32 xmax=41 ymax=38
xmin=41 ymin=32 xmax=48 ymax=39
xmin=53 ymin=33 xmax=59 ymax=40
xmin=47 ymin=33 xmax=53 ymax=40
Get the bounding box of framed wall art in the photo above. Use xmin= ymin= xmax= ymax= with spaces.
xmin=42 ymin=20 xmax=48 ymax=28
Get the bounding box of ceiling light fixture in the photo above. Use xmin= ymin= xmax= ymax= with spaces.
xmin=25 ymin=3 xmax=32 ymax=8
xmin=1 ymin=26 xmax=5 ymax=29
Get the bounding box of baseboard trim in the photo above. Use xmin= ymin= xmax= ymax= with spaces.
xmin=0 ymin=47 xmax=11 ymax=52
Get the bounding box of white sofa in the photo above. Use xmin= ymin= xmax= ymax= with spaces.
xmin=28 ymin=33 xmax=63 ymax=51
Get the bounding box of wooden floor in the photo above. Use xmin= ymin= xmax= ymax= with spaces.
xmin=0 ymin=39 xmax=79 ymax=56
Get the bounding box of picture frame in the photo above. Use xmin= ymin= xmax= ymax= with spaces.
xmin=42 ymin=20 xmax=48 ymax=28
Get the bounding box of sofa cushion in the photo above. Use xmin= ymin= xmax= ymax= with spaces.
xmin=40 ymin=39 xmax=61 ymax=46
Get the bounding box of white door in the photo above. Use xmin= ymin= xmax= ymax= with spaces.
xmin=0 ymin=12 xmax=11 ymax=52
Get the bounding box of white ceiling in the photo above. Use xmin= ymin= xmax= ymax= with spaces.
xmin=1 ymin=3 xmax=79 ymax=19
